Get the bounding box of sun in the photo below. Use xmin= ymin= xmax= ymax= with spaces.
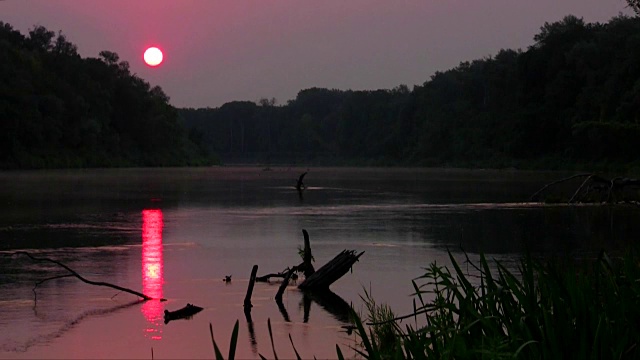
xmin=143 ymin=47 xmax=163 ymax=67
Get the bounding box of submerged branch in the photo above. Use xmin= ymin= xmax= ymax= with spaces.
xmin=16 ymin=251 xmax=165 ymax=301
xmin=568 ymin=174 xmax=596 ymax=203
xmin=32 ymin=274 xmax=74 ymax=305
xmin=529 ymin=173 xmax=592 ymax=201
xmin=530 ymin=173 xmax=640 ymax=204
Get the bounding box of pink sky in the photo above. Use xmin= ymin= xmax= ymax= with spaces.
xmin=1 ymin=0 xmax=632 ymax=108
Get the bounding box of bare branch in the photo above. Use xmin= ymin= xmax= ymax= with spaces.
xmin=530 ymin=173 xmax=593 ymax=201
xmin=15 ymin=251 xmax=165 ymax=301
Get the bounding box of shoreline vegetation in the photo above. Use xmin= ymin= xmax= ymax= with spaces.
xmin=2 ymin=14 xmax=640 ymax=173
xmin=2 ymin=9 xmax=640 ymax=358
xmin=348 ymin=250 xmax=640 ymax=359
xmin=206 ymin=250 xmax=640 ymax=359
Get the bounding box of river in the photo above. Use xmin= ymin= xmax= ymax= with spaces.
xmin=0 ymin=167 xmax=637 ymax=358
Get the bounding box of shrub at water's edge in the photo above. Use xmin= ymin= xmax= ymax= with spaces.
xmin=346 ymin=250 xmax=640 ymax=359
xmin=209 ymin=251 xmax=639 ymax=359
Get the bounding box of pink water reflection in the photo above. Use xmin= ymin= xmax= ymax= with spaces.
xmin=141 ymin=209 xmax=164 ymax=340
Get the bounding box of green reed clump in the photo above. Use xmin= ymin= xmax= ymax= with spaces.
xmin=343 ymin=250 xmax=640 ymax=359
xmin=359 ymin=287 xmax=400 ymax=359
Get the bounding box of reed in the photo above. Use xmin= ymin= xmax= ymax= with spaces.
xmin=208 ymin=250 xmax=639 ymax=359
xmin=344 ymin=250 xmax=640 ymax=359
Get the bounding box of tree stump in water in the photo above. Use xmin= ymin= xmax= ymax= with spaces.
xmin=244 ymin=265 xmax=258 ymax=311
xmin=298 ymin=250 xmax=364 ymax=291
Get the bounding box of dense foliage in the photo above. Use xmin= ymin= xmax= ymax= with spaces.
xmin=344 ymin=251 xmax=640 ymax=359
xmin=0 ymin=23 xmax=215 ymax=169
xmin=181 ymin=15 xmax=640 ymax=170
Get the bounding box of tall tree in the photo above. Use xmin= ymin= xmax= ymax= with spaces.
xmin=626 ymin=0 xmax=640 ymax=15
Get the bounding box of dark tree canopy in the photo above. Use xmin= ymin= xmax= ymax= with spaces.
xmin=3 ymin=14 xmax=640 ymax=171
xmin=180 ymin=15 xmax=640 ymax=171
xmin=626 ymin=0 xmax=640 ymax=15
xmin=0 ymin=23 xmax=215 ymax=169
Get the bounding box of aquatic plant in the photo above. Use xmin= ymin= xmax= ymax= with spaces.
xmin=207 ymin=250 xmax=640 ymax=359
xmin=209 ymin=320 xmax=239 ymax=360
xmin=343 ymin=250 xmax=640 ymax=359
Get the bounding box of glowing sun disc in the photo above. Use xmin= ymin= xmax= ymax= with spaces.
xmin=144 ymin=47 xmax=163 ymax=67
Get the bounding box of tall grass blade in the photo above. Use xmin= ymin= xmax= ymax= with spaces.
xmin=267 ymin=318 xmax=278 ymax=360
xmin=228 ymin=320 xmax=239 ymax=360
xmin=336 ymin=344 xmax=345 ymax=360
xmin=350 ymin=309 xmax=380 ymax=360
xmin=514 ymin=340 xmax=537 ymax=357
xmin=209 ymin=323 xmax=225 ymax=360
xmin=288 ymin=333 xmax=302 ymax=360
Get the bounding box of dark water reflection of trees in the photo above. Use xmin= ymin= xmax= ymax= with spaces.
xmin=427 ymin=205 xmax=640 ymax=256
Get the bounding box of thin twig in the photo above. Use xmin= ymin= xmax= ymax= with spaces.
xmin=529 ymin=173 xmax=592 ymax=201
xmin=568 ymin=174 xmax=595 ymax=203
xmin=31 ymin=274 xmax=74 ymax=309
xmin=366 ymin=308 xmax=432 ymax=326
xmin=607 ymin=177 xmax=623 ymax=204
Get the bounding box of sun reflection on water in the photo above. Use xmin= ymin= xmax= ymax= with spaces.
xmin=141 ymin=209 xmax=164 ymax=340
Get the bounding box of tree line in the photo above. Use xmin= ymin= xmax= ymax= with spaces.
xmin=181 ymin=15 xmax=640 ymax=170
xmin=2 ymin=15 xmax=639 ymax=170
xmin=0 ymin=22 xmax=215 ymax=169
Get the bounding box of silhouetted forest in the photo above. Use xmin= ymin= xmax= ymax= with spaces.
xmin=2 ymin=15 xmax=640 ymax=170
xmin=181 ymin=15 xmax=640 ymax=170
xmin=0 ymin=22 xmax=215 ymax=169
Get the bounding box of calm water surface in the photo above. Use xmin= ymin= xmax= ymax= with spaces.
xmin=0 ymin=167 xmax=637 ymax=359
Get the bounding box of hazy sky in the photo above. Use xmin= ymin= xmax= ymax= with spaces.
xmin=1 ymin=1 xmax=632 ymax=108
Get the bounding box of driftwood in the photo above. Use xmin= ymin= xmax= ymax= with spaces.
xmin=298 ymin=250 xmax=364 ymax=290
xmin=529 ymin=173 xmax=593 ymax=201
xmin=296 ymin=171 xmax=307 ymax=191
xmin=244 ymin=265 xmax=259 ymax=311
xmin=301 ymin=229 xmax=315 ymax=276
xmin=275 ymin=270 xmax=295 ymax=303
xmin=164 ymin=303 xmax=203 ymax=324
xmin=530 ymin=173 xmax=640 ymax=204
xmin=256 ymin=229 xmax=314 ymax=283
xmin=16 ymin=251 xmax=165 ymax=301
xmin=276 ymin=296 xmax=291 ymax=322
xmin=242 ymin=228 xmax=362 ymax=328
xmin=255 ymin=271 xmax=290 ymax=282
xmin=253 ymin=229 xmax=362 ymax=303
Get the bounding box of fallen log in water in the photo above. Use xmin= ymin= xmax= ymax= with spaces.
xmin=256 ymin=229 xmax=314 ymax=283
xmin=253 ymin=229 xmax=362 ymax=310
xmin=255 ymin=271 xmax=290 ymax=282
xmin=164 ymin=303 xmax=203 ymax=324
xmin=298 ymin=250 xmax=364 ymax=291
xmin=15 ymin=251 xmax=165 ymax=301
